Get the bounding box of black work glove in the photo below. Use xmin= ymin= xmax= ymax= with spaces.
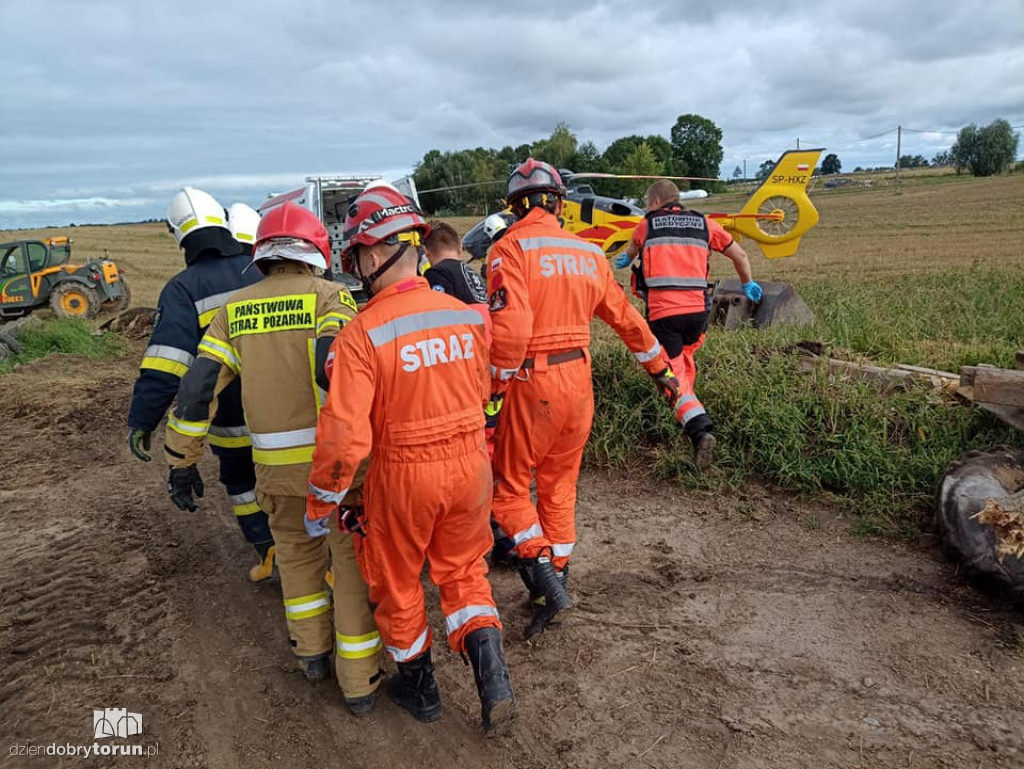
xmin=167 ymin=465 xmax=204 ymax=511
xmin=128 ymin=428 xmax=152 ymax=462
xmin=337 ymin=505 xmax=367 ymax=537
xmin=650 ymin=367 xmax=681 ymax=409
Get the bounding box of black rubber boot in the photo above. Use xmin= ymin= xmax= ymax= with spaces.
xmin=344 ymin=688 xmax=379 ymax=717
xmin=298 ymin=651 xmax=332 ymax=683
xmin=684 ymin=414 xmax=716 ymax=471
xmin=388 ymin=651 xmax=443 ymax=723
xmin=463 ymin=627 xmax=515 ymax=729
xmin=490 ymin=519 xmax=518 ymax=567
xmin=519 ymin=558 xmax=572 ymax=639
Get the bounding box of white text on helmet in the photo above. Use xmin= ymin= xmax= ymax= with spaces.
xmin=539 ymin=253 xmax=599 ymax=280
xmin=374 ymin=204 xmax=416 ymax=221
xmin=400 ymin=333 xmax=475 ymax=372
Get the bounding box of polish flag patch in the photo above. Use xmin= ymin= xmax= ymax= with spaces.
xmin=797 ymin=164 xmax=809 ymax=172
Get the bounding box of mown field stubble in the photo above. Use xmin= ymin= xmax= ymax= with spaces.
xmin=2 ymin=173 xmax=1023 ymax=769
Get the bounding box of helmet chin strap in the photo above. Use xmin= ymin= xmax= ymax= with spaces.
xmin=358 ymin=242 xmax=410 ymax=296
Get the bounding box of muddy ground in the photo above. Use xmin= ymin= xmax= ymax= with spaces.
xmin=1 ymin=348 xmax=1023 ymax=769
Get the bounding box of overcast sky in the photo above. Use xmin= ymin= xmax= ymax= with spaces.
xmin=2 ymin=0 xmax=1022 ymax=229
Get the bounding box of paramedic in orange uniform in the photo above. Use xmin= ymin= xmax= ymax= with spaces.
xmin=486 ymin=159 xmax=688 ymax=638
xmin=306 ymin=185 xmax=514 ymax=730
xmin=620 ymin=179 xmax=762 ymax=469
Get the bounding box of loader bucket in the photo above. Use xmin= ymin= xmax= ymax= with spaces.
xmin=709 ymin=279 xmax=814 ymax=329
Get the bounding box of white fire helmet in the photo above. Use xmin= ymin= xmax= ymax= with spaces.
xmin=227 ymin=203 xmax=260 ymax=246
xmin=483 ymin=213 xmax=511 ymax=242
xmin=166 ymin=187 xmax=229 ymax=246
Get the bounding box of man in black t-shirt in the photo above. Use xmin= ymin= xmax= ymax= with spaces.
xmin=423 ymin=221 xmax=488 ymax=305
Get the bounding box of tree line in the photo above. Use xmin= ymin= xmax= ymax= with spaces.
xmin=752 ymin=119 xmax=1018 ymax=179
xmin=412 ymin=115 xmax=725 ymax=215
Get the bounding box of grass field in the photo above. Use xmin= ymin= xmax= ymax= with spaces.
xmin=5 ymin=172 xmax=1023 ymax=533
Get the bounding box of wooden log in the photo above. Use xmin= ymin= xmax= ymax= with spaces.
xmin=799 ymin=355 xmax=955 ymax=392
xmin=1015 ymin=350 xmax=1024 ymax=371
xmin=972 ymin=367 xmax=1024 ymax=409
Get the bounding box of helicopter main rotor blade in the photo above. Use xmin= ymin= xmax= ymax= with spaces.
xmin=418 ymin=180 xmax=506 ymax=194
xmin=567 ymin=172 xmax=721 ymax=182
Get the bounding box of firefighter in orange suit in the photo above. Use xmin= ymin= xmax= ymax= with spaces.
xmin=307 ymin=185 xmax=514 ymax=730
xmin=486 ymin=159 xmax=689 ymax=638
xmin=621 ymin=178 xmax=762 ymax=468
xmin=163 ymin=203 xmax=383 ymax=714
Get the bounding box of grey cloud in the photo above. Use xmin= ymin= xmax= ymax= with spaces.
xmin=2 ymin=0 xmax=1022 ymax=228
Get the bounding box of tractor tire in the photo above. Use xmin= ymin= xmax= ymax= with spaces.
xmin=103 ymin=276 xmax=132 ymax=313
xmin=50 ymin=282 xmax=101 ymax=320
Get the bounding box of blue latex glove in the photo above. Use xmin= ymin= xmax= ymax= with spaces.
xmin=742 ymin=281 xmax=763 ymax=302
xmin=305 ymin=512 xmax=331 ymax=538
xmin=613 ymin=253 xmax=632 ymax=269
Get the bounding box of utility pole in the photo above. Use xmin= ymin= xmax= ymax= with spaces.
xmin=743 ymin=158 xmax=747 ymax=179
xmin=895 ymin=125 xmax=902 ymax=191
xmin=796 ymin=137 xmax=800 ymax=150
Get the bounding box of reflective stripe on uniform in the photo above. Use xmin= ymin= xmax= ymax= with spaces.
xmin=444 ymin=605 xmax=500 ymax=636
xmin=251 ymin=427 xmax=317 ymax=466
xmin=167 ymin=415 xmax=211 ymax=437
xmin=228 ymin=489 xmax=260 ymax=516
xmin=208 ymin=423 xmax=252 ymax=449
xmin=197 ymin=336 xmax=240 ymax=372
xmin=366 ymin=309 xmax=484 ymax=348
xmin=385 ymin=627 xmax=429 ymax=662
xmin=284 ymin=591 xmax=330 ymax=620
xmin=550 ymin=542 xmax=575 ymax=558
xmin=336 ymin=630 xmax=383 ymax=659
xmin=512 ymin=523 xmax=544 ymax=546
xmin=140 ymin=344 xmax=195 ymax=378
xmin=315 ymin=312 xmax=352 ymax=335
xmin=644 ymin=276 xmax=708 ymax=290
xmin=307 ymin=338 xmax=325 ymax=412
xmin=674 ymin=395 xmax=706 ymax=424
xmin=308 ymin=482 xmax=349 ymax=505
xmin=646 ymin=237 xmax=710 ymax=249
xmin=195 ymin=290 xmax=236 ymax=327
xmin=634 ymin=340 xmax=662 ymax=364
xmin=519 ymin=236 xmax=605 ymax=258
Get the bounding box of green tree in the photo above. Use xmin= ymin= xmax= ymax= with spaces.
xmin=618 ymin=142 xmax=664 ymax=200
xmin=820 ymin=153 xmax=842 ymax=175
xmin=931 ymin=150 xmax=952 ymax=167
xmin=951 ymin=119 xmax=1019 ymax=176
xmin=732 ymin=165 xmax=743 ymax=179
xmin=568 ymin=140 xmax=604 ymax=173
xmin=754 ymin=158 xmax=775 ymax=182
xmin=532 ymin=122 xmax=578 ymax=169
xmin=669 ymin=114 xmax=723 ymax=188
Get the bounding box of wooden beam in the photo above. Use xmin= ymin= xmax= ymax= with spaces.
xmin=973 ymin=367 xmax=1024 ymax=409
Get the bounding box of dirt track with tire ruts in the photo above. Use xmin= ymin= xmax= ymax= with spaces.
xmin=1 ymin=347 xmax=1023 ymax=769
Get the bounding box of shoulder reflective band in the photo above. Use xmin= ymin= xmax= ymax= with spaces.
xmin=250 ymin=427 xmax=317 ymax=466
xmin=194 ymin=290 xmax=236 ymax=328
xmin=284 ymin=591 xmax=330 ymax=621
xmin=336 ymin=630 xmax=383 ymax=660
xmin=315 ymin=311 xmax=352 ymax=335
xmin=366 ymin=308 xmax=483 ymax=348
xmin=634 ymin=340 xmax=662 ymax=364
xmin=644 ymin=277 xmax=708 ymax=290
xmin=518 ymin=236 xmax=605 ymax=259
xmin=140 ymin=345 xmax=195 ymax=378
xmin=444 ymin=605 xmax=499 ymax=636
xmin=197 ymin=336 xmax=240 ymax=373
xmin=228 ymin=489 xmax=260 ymax=516
xmin=385 ymin=626 xmax=430 ymax=662
xmin=208 ymin=424 xmax=252 ymax=449
xmin=226 ymin=293 xmax=316 ymax=338
xmin=168 ymin=415 xmax=211 ymax=438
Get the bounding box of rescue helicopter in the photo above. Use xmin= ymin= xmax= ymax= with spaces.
xmin=451 ymin=149 xmax=824 ymax=262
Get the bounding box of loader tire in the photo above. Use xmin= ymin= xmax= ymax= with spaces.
xmin=50 ymin=283 xmax=100 ymax=320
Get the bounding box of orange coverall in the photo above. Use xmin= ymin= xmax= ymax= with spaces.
xmin=308 ymin=277 xmax=499 ymax=660
xmin=487 ymin=207 xmax=668 ymax=570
